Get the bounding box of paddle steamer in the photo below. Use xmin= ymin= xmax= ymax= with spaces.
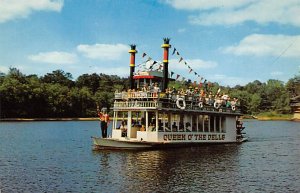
xmin=92 ymin=39 xmax=247 ymax=149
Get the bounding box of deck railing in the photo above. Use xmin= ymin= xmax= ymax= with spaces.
xmin=114 ymin=91 xmax=241 ymax=114
xmin=114 ymin=101 xmax=159 ymax=108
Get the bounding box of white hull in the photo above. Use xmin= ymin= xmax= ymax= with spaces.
xmin=92 ymin=137 xmax=153 ymax=149
xmin=92 ymin=131 xmax=247 ymax=150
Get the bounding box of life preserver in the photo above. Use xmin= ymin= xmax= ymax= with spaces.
xmin=232 ymin=105 xmax=236 ymax=111
xmin=176 ymin=98 xmax=186 ymax=110
xmin=214 ymin=101 xmax=221 ymax=109
xmin=198 ymin=101 xmax=203 ymax=108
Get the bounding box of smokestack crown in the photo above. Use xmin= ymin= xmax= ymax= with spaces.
xmin=161 ymin=38 xmax=171 ymax=48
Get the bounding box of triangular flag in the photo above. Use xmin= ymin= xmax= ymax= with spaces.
xmin=171 ymin=71 xmax=174 ymax=77
xmin=189 ymin=69 xmax=193 ymax=73
xmin=142 ymin=53 xmax=147 ymax=58
xmin=184 ymin=61 xmax=187 ymax=65
xmin=176 ymin=51 xmax=180 ymax=55
xmin=172 ymin=48 xmax=176 ymax=55
xmin=153 ymin=61 xmax=157 ymax=65
xmin=194 ymin=72 xmax=197 ymax=75
xmin=179 ymin=57 xmax=183 ymax=63
xmin=176 ymin=74 xmax=180 ymax=80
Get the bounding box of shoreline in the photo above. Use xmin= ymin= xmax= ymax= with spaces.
xmin=1 ymin=117 xmax=298 ymax=122
xmin=0 ymin=118 xmax=100 ymax=122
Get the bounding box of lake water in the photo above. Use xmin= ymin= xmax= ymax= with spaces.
xmin=0 ymin=120 xmax=299 ymax=192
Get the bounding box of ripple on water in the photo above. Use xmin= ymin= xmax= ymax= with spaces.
xmin=0 ymin=120 xmax=299 ymax=192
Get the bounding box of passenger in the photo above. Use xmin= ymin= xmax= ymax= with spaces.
xmin=208 ymin=91 xmax=214 ymax=105
xmin=140 ymin=125 xmax=146 ymax=131
xmin=226 ymin=97 xmax=231 ymax=108
xmin=186 ymin=86 xmax=192 ymax=96
xmin=179 ymin=88 xmax=185 ymax=97
xmin=221 ymin=93 xmax=229 ymax=106
xmin=142 ymin=83 xmax=149 ymax=92
xmin=171 ymin=86 xmax=177 ymax=94
xmin=153 ymin=82 xmax=160 ymax=93
xmin=231 ymin=98 xmax=238 ymax=106
xmin=97 ymin=108 xmax=110 ymax=138
xmin=185 ymin=122 xmax=192 ymax=131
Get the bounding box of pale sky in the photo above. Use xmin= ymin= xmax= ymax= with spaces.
xmin=0 ymin=0 xmax=299 ymax=86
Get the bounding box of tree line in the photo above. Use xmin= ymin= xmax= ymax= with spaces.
xmin=0 ymin=68 xmax=299 ymax=118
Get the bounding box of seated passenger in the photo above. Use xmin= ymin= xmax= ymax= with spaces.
xmin=185 ymin=122 xmax=192 ymax=132
xmin=140 ymin=125 xmax=146 ymax=131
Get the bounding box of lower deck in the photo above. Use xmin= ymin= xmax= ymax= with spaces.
xmin=111 ymin=109 xmax=240 ymax=143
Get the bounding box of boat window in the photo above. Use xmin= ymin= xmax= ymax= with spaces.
xmin=210 ymin=116 xmax=215 ymax=132
xmin=216 ymin=116 xmax=220 ymax=133
xmin=185 ymin=114 xmax=192 ymax=132
xmin=192 ymin=115 xmax=197 ymax=132
xmin=204 ymin=115 xmax=209 ymax=132
xmin=221 ymin=117 xmax=226 ymax=133
xmin=171 ymin=113 xmax=179 ymax=132
xmin=115 ymin=111 xmax=127 ymax=130
xmin=179 ymin=114 xmax=184 ymax=131
xmin=148 ymin=112 xmax=156 ymax=132
xmin=158 ymin=113 xmax=164 ymax=132
xmin=198 ymin=115 xmax=203 ymax=132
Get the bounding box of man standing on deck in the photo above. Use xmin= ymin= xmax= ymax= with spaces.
xmin=97 ymin=107 xmax=110 ymax=138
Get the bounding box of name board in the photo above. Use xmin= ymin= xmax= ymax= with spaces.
xmin=163 ymin=134 xmax=225 ymax=141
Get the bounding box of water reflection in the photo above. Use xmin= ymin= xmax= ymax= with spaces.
xmin=93 ymin=145 xmax=242 ymax=192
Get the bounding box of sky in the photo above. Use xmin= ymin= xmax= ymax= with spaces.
xmin=0 ymin=0 xmax=299 ymax=86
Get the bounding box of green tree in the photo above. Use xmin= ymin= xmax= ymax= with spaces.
xmin=41 ymin=70 xmax=74 ymax=87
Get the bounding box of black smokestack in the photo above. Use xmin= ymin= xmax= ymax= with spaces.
xmin=129 ymin=44 xmax=137 ymax=90
xmin=161 ymin=38 xmax=171 ymax=91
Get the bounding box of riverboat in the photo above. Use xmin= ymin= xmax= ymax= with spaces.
xmin=92 ymin=39 xmax=247 ymax=150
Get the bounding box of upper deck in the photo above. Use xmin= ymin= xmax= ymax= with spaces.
xmin=114 ymin=91 xmax=241 ymax=115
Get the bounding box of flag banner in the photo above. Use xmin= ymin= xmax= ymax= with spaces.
xmin=153 ymin=61 xmax=157 ymax=65
xmin=184 ymin=61 xmax=187 ymax=65
xmin=176 ymin=51 xmax=180 ymax=55
xmin=176 ymin=74 xmax=180 ymax=80
xmin=172 ymin=48 xmax=176 ymax=55
xmin=189 ymin=69 xmax=193 ymax=73
xmin=179 ymin=57 xmax=183 ymax=63
xmin=142 ymin=53 xmax=147 ymax=58
xmin=182 ymin=77 xmax=186 ymax=82
xmin=194 ymin=72 xmax=197 ymax=75
xmin=171 ymin=71 xmax=174 ymax=77
xmin=149 ymin=63 xmax=154 ymax=69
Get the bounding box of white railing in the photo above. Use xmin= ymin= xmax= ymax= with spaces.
xmin=115 ymin=91 xmax=159 ymax=100
xmin=114 ymin=101 xmax=159 ymax=108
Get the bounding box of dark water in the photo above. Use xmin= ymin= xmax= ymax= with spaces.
xmin=0 ymin=120 xmax=299 ymax=193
